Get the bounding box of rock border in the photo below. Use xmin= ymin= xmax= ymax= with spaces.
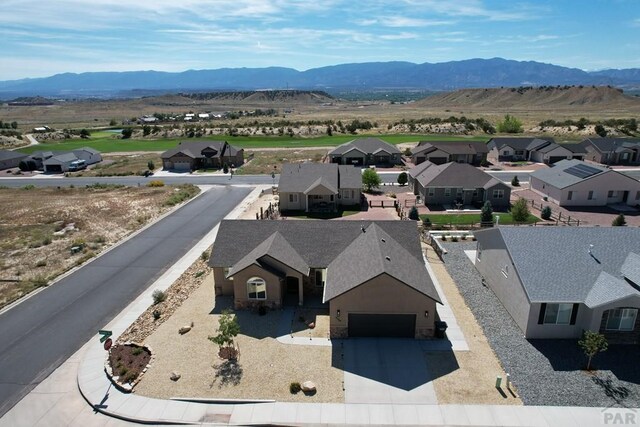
xmin=104 ymin=342 xmax=155 ymax=393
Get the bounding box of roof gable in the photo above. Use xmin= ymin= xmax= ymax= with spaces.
xmin=229 ymin=231 xmax=309 ymax=278
xmin=329 ymin=137 xmax=400 ymax=156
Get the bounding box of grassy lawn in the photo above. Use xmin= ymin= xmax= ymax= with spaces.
xmin=420 ymin=212 xmax=539 ymax=225
xmin=18 ymin=133 xmax=489 ymax=154
xmin=280 ymin=209 xmax=361 ymax=219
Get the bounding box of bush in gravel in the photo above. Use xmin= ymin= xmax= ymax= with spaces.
xmin=35 ymin=259 xmax=47 ymax=267
xmin=290 ymin=382 xmax=302 ymax=394
xmin=147 ymin=180 xmax=165 ymax=187
xmin=408 ymin=206 xmax=419 ymax=220
xmin=540 ymin=206 xmax=552 ymax=220
xmin=152 ymin=289 xmax=166 ymax=305
xmin=200 ymin=250 xmax=209 ymax=261
xmin=511 ymin=175 xmax=520 ymax=187
xmin=612 ymin=214 xmax=626 ymax=226
xmin=578 ymin=330 xmax=608 ymax=370
xmin=152 ymin=309 xmax=161 ymax=320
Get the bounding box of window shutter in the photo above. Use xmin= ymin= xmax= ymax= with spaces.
xmin=570 ymin=304 xmax=579 ymax=325
xmin=538 ymin=304 xmax=547 ymax=325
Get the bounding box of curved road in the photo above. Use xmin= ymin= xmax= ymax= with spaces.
xmin=0 ymin=186 xmax=251 ymax=417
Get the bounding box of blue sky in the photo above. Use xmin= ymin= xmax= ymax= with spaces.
xmin=1 ymin=0 xmax=639 ymax=80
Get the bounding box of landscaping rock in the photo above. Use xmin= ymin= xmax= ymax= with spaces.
xmin=170 ymin=371 xmax=181 ymax=381
xmin=178 ymin=325 xmax=191 ymax=335
xmin=307 ymin=322 xmax=315 ymax=329
xmin=301 ymin=381 xmax=316 ymax=392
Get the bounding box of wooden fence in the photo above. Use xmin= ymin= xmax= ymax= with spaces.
xmin=528 ymin=199 xmax=580 ymax=226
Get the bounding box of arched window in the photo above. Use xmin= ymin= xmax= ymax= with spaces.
xmin=247 ymin=277 xmax=266 ymax=300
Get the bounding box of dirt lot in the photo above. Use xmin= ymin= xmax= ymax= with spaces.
xmin=68 ymin=153 xmax=162 ymax=177
xmin=0 ymin=184 xmax=199 ymax=308
xmin=236 ymin=149 xmax=328 ymax=175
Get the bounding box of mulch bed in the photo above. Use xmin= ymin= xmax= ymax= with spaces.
xmin=108 ymin=344 xmax=152 ymax=384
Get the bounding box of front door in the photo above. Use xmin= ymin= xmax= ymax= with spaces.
xmin=623 ymin=191 xmax=629 ymax=203
xmin=284 ymin=276 xmax=300 ymax=306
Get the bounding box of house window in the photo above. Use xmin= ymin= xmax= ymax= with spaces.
xmin=289 ymin=194 xmax=298 ymax=203
xmin=223 ymin=267 xmax=232 ymax=279
xmin=606 ymin=308 xmax=637 ymax=331
xmin=456 ymin=188 xmax=463 ymax=197
xmin=330 ymin=195 xmax=334 ymax=202
xmin=543 ymin=303 xmax=573 ymax=325
xmin=608 ymin=191 xmax=616 ymax=198
xmin=351 ymin=190 xmax=355 ymax=199
xmin=588 ymin=191 xmax=594 ymax=200
xmin=428 ymin=188 xmax=435 ymax=197
xmin=315 ymin=269 xmax=326 ymax=288
xmin=635 ymin=191 xmax=640 ymax=201
xmin=503 ymin=150 xmax=510 ymax=156
xmin=501 ymin=265 xmax=509 ymax=278
xmin=247 ymin=277 xmax=266 ymax=300
xmin=493 ymin=189 xmax=504 ymax=199
xmin=444 ymin=188 xmax=451 ymax=196
xmin=473 ymin=189 xmax=478 ymax=197
xmin=567 ymin=191 xmax=573 ymax=201
xmin=515 ymin=150 xmax=525 ymax=156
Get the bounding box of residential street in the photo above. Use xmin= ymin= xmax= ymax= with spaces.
xmin=0 ymin=185 xmax=251 ymax=417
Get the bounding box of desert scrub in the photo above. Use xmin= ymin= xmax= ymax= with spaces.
xmin=152 ymin=289 xmax=166 ymax=305
xmin=147 ymin=180 xmax=165 ymax=187
xmin=164 ymin=184 xmax=200 ymax=206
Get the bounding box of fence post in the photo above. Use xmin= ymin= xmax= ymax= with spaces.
xmin=577 ymin=219 xmax=580 ymax=226
xmin=369 ymin=200 xmax=372 ymax=208
xmin=558 ymin=211 xmax=562 ymax=221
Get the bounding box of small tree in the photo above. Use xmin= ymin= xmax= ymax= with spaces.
xmin=480 ymin=201 xmax=493 ymax=223
xmin=594 ymin=124 xmax=608 ymax=138
xmin=540 ymin=205 xmax=552 ymax=220
xmin=109 ymin=119 xmax=117 ymax=126
xmin=408 ymin=206 xmax=419 ymax=220
xmin=511 ymin=175 xmax=520 ymax=187
xmin=362 ymin=168 xmax=382 ymax=192
xmin=121 ymin=128 xmax=133 ymax=139
xmin=496 ymin=114 xmax=523 ymax=133
xmin=397 ymin=172 xmax=408 ymax=186
xmin=223 ymin=163 xmax=229 ymax=174
xmin=209 ymin=309 xmax=240 ymax=352
xmin=79 ymin=129 xmax=90 ymax=139
xmin=511 ymin=198 xmax=531 ymax=222
xmin=578 ymin=330 xmax=608 ymax=370
xmin=147 ymin=160 xmax=155 ymax=171
xmin=612 ymin=214 xmax=627 ymax=226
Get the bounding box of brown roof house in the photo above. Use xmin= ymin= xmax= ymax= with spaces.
xmin=161 ymin=140 xmax=243 ymax=171
xmin=209 ymin=220 xmax=441 ymax=338
xmin=328 ymin=137 xmax=401 ymax=166
xmin=530 ymin=159 xmax=640 ymax=207
xmin=411 ymin=141 xmax=488 ymax=166
xmin=408 ymin=161 xmax=511 ymax=208
xmin=474 ymin=227 xmax=640 ymax=343
xmin=278 ymin=163 xmax=362 ymax=213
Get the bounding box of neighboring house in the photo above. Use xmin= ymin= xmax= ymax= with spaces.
xmin=209 ymin=220 xmax=442 ymax=339
xmin=580 ymin=137 xmax=640 ymax=165
xmin=530 ymin=159 xmax=640 ymax=207
xmin=487 ymin=137 xmax=582 ymax=164
xmin=0 ymin=150 xmax=28 ymax=170
xmin=474 ymin=227 xmax=640 ymax=343
xmin=328 ymin=138 xmax=402 ymax=166
xmin=528 ymin=142 xmax=586 ymax=164
xmin=278 ymin=163 xmax=362 ymax=213
xmin=411 ymin=141 xmax=488 ymax=165
xmin=408 ymin=161 xmax=511 ymax=208
xmin=30 ymin=147 xmax=102 ymax=173
xmin=161 ymin=140 xmax=244 ymax=171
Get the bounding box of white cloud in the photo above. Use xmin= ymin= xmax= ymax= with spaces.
xmin=379 ymin=32 xmax=418 ymax=40
xmin=379 ymin=16 xmax=455 ymax=27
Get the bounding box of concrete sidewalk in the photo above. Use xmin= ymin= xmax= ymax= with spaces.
xmin=2 ymin=184 xmax=636 ymax=426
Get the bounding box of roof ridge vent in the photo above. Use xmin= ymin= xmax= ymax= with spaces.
xmin=385 ymin=256 xmax=391 ymax=261
xmin=381 ymin=238 xmax=386 ymax=242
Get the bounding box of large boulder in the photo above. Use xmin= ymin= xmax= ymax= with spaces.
xmin=301 ymin=381 xmax=316 ymax=393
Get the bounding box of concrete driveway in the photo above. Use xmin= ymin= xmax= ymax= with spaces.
xmin=341 ymin=338 xmax=437 ymax=404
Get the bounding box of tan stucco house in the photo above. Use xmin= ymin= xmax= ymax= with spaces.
xmin=411 ymin=141 xmax=488 ymax=166
xmin=487 ymin=137 xmax=584 ymax=165
xmin=328 ymin=138 xmax=402 ymax=166
xmin=580 ymin=137 xmax=640 ymax=166
xmin=209 ymin=220 xmax=442 ymax=338
xmin=161 ymin=140 xmax=243 ymax=171
xmin=474 ymin=227 xmax=640 ymax=343
xmin=530 ymin=159 xmax=640 ymax=207
xmin=278 ymin=163 xmax=362 ymax=213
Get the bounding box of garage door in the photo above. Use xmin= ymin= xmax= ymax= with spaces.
xmin=548 ymin=156 xmax=566 ymax=164
xmin=173 ymin=161 xmax=191 ymax=171
xmin=346 ymin=157 xmax=363 ymax=166
xmin=348 ymin=313 xmax=416 ymax=338
xmin=429 ymin=157 xmax=447 ymax=165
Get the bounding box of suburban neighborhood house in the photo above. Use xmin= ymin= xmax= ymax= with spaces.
xmin=580 ymin=137 xmax=640 ymax=165
xmin=209 ymin=220 xmax=442 ymax=339
xmin=408 ymin=161 xmax=511 ymax=208
xmin=474 ymin=227 xmax=640 ymax=343
xmin=29 ymin=147 xmax=102 ymax=173
xmin=410 ymin=141 xmax=488 ymax=165
xmin=328 ymin=137 xmax=402 ymax=166
xmin=0 ymin=149 xmax=27 ymax=170
xmin=487 ymin=137 xmax=585 ymax=164
xmin=161 ymin=140 xmax=244 ymax=171
xmin=278 ymin=163 xmax=362 ymax=213
xmin=530 ymin=159 xmax=640 ymax=207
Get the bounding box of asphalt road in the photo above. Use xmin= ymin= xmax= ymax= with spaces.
xmin=0 ymin=186 xmax=251 ymax=417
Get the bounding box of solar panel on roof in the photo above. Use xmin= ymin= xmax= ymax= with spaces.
xmin=564 ymin=163 xmax=603 ymax=179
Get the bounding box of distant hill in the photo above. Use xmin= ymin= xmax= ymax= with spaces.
xmin=2 ymin=58 xmax=640 ymax=98
xmin=416 ymin=86 xmax=640 ymax=110
xmin=178 ymin=90 xmax=334 ymax=103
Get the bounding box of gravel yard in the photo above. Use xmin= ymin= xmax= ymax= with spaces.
xmin=135 ymin=280 xmax=344 ymax=402
xmin=442 ymin=242 xmax=640 ymax=407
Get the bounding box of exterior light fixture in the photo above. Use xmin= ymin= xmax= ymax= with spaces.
xmin=425 ymin=310 xmax=429 ymax=318
xmin=336 ymin=309 xmax=341 ymax=319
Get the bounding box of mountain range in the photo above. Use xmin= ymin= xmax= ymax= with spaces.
xmin=2 ymin=58 xmax=640 ymax=99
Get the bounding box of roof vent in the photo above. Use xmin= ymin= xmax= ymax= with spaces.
xmin=385 ymin=256 xmax=391 ymax=261
xmin=589 ymin=244 xmax=594 ymax=254
xmin=361 ymin=225 xmax=366 ymax=232
xmin=381 ymin=238 xmax=386 ymax=243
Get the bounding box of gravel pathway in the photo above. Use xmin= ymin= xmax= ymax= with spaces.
xmin=442 ymin=242 xmax=640 ymax=408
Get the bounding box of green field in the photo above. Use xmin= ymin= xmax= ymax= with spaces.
xmin=18 ymin=133 xmax=490 ymax=154
xmin=420 ymin=212 xmax=540 ymax=225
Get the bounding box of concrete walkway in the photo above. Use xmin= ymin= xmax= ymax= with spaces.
xmin=1 ymin=186 xmax=636 ymax=426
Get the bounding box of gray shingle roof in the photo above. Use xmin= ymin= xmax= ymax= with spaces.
xmin=581 ymin=137 xmax=640 ymax=153
xmin=488 ymin=137 xmax=555 ymax=151
xmin=563 ymin=143 xmax=587 ymax=154
xmin=529 ymin=159 xmax=610 ymax=189
xmin=278 ymin=163 xmax=361 ymax=193
xmin=210 ymin=220 xmax=440 ymax=303
xmin=584 ymin=272 xmax=638 ymax=308
xmin=408 ymin=160 xmax=434 ymax=178
xmin=0 ymin=150 xmax=28 ymax=162
xmin=476 ymin=227 xmax=640 ymax=304
xmin=621 ymin=252 xmax=640 ymax=286
xmin=324 ymin=223 xmax=441 ymax=303
xmin=44 ymin=153 xmax=78 ymax=164
xmin=329 ymin=138 xmax=401 ymax=156
xmin=160 ymin=140 xmax=239 ymax=159
xmin=412 ymin=141 xmax=488 ymax=156
xmin=410 ymin=162 xmax=505 ymax=189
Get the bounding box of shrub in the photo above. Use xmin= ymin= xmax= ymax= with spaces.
xmin=594 ymin=124 xmax=607 ymax=138
xmin=195 ymin=271 xmax=205 ymax=278
xmin=35 ymin=259 xmax=47 ymax=267
xmin=397 ymin=172 xmax=408 ymax=186
xmin=147 ymin=160 xmax=155 ymax=171
xmin=362 ymin=168 xmax=382 ymax=192
xmin=152 ymin=289 xmax=166 ymax=305
xmin=541 ymin=206 xmax=552 ymax=220
xmin=510 ymin=198 xmax=531 ymax=222
xmin=153 ymin=309 xmax=161 ymax=320
xmin=223 ymin=163 xmax=229 ymax=174
xmin=22 ymin=184 xmax=35 ymax=190
xmin=511 ymin=175 xmax=520 ymax=187
xmin=147 ymin=180 xmax=165 ymax=187
xmin=290 ymin=382 xmax=302 ymax=394
xmin=201 ymin=250 xmax=209 ymax=261
xmin=480 ymin=201 xmax=493 ymax=223
xmin=496 ymin=114 xmax=523 ymax=133
xmin=408 ymin=206 xmax=419 ymax=220
xmin=612 ymin=214 xmax=626 ymax=226
xmin=451 ymin=236 xmax=459 ymax=242
xmin=441 ymin=235 xmax=447 ymax=241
